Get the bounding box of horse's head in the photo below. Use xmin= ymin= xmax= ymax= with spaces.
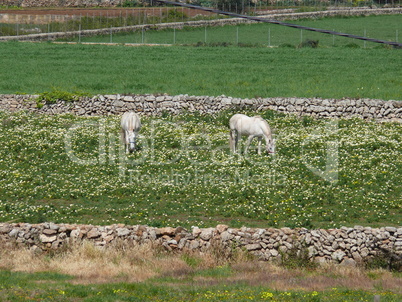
xmin=266 ymin=138 xmax=276 ymax=154
xmin=128 ymin=132 xmax=137 ymax=153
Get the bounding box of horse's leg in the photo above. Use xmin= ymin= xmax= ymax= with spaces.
xmin=120 ymin=128 xmax=127 ymax=154
xmin=132 ymin=131 xmax=138 ymax=152
xmin=125 ymin=130 xmax=130 ymax=154
xmin=245 ymin=136 xmax=254 ymax=154
xmin=235 ymin=131 xmax=240 ymax=153
xmin=229 ymin=130 xmax=235 ymax=153
xmin=257 ymin=137 xmax=262 ymax=155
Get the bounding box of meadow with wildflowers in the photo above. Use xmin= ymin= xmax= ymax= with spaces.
xmin=0 ymin=109 xmax=401 ymax=229
xmin=0 ymin=267 xmax=401 ymax=301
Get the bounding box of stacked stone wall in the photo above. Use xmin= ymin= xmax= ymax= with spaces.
xmin=1 ymin=94 xmax=401 ymax=121
xmin=1 ymin=0 xmax=121 ymax=7
xmin=1 ymin=223 xmax=401 ymax=266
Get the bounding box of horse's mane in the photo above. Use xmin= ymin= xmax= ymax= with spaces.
xmin=253 ymin=116 xmax=268 ymax=126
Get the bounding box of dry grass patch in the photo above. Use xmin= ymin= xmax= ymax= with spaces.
xmin=229 ymin=262 xmax=402 ymax=293
xmin=1 ymin=240 xmax=401 ymax=293
xmin=1 ymin=241 xmax=163 ymax=283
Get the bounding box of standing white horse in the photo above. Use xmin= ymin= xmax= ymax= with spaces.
xmin=121 ymin=112 xmax=141 ymax=154
xmin=229 ymin=114 xmax=275 ymax=155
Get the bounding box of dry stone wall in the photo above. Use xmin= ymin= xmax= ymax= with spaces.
xmin=1 ymin=94 xmax=401 ymax=121
xmin=1 ymin=222 xmax=401 ymax=266
xmin=2 ymin=0 xmax=121 ymax=7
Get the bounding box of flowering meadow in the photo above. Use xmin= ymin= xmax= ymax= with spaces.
xmin=1 ymin=281 xmax=400 ymax=302
xmin=0 ymin=109 xmax=401 ymax=229
xmin=0 ymin=264 xmax=401 ymax=301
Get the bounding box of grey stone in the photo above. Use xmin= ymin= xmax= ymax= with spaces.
xmin=200 ymin=228 xmax=215 ymax=241
xmin=117 ymin=228 xmax=131 ymax=237
xmin=385 ymin=227 xmax=397 ymax=233
xmin=245 ymin=243 xmax=261 ymax=251
xmin=341 ymin=258 xmax=356 ymax=267
xmin=332 ymin=250 xmax=346 ymax=262
xmin=43 ymin=229 xmax=57 ymax=236
xmin=87 ymin=228 xmax=101 ymax=239
xmin=269 ymin=249 xmax=279 ymax=257
xmin=220 ymin=231 xmax=232 ymax=242
xmin=39 ymin=234 xmax=57 ymax=243
xmin=9 ymin=229 xmax=19 ymax=238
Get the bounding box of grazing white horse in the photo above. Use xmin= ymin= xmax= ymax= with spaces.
xmin=121 ymin=111 xmax=141 ymax=154
xmin=229 ymin=114 xmax=275 ymax=155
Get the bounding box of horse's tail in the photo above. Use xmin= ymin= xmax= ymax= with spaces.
xmin=229 ymin=115 xmax=243 ymax=153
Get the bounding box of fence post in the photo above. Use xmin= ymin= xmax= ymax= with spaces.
xmin=364 ymin=29 xmax=366 ymax=48
xmin=268 ymin=28 xmax=271 ymax=47
xmin=110 ymin=26 xmax=112 ymax=43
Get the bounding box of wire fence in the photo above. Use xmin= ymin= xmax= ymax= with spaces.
xmin=0 ymin=3 xmax=401 ymax=47
xmin=153 ymin=0 xmax=402 ymax=47
xmin=58 ymin=24 xmax=399 ymax=48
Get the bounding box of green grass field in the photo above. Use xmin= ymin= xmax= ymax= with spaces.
xmin=65 ymin=14 xmax=402 ymax=48
xmin=0 ymin=41 xmax=401 ymax=100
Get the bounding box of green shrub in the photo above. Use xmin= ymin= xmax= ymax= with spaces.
xmin=278 ymin=43 xmax=296 ymax=48
xmin=0 ymin=25 xmax=17 ymax=36
xmin=38 ymin=88 xmax=89 ymax=104
xmin=280 ymin=244 xmax=317 ymax=270
xmin=36 ymin=101 xmax=44 ymax=109
xmin=298 ymin=39 xmax=319 ymax=48
xmin=118 ymin=0 xmax=140 ymax=7
xmin=181 ymin=254 xmax=202 ymax=268
xmin=365 ymin=250 xmax=402 ymax=272
xmin=162 ymin=9 xmax=188 ymax=23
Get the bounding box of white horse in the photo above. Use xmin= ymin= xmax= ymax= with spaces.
xmin=229 ymin=114 xmax=275 ymax=155
xmin=121 ymin=112 xmax=141 ymax=154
